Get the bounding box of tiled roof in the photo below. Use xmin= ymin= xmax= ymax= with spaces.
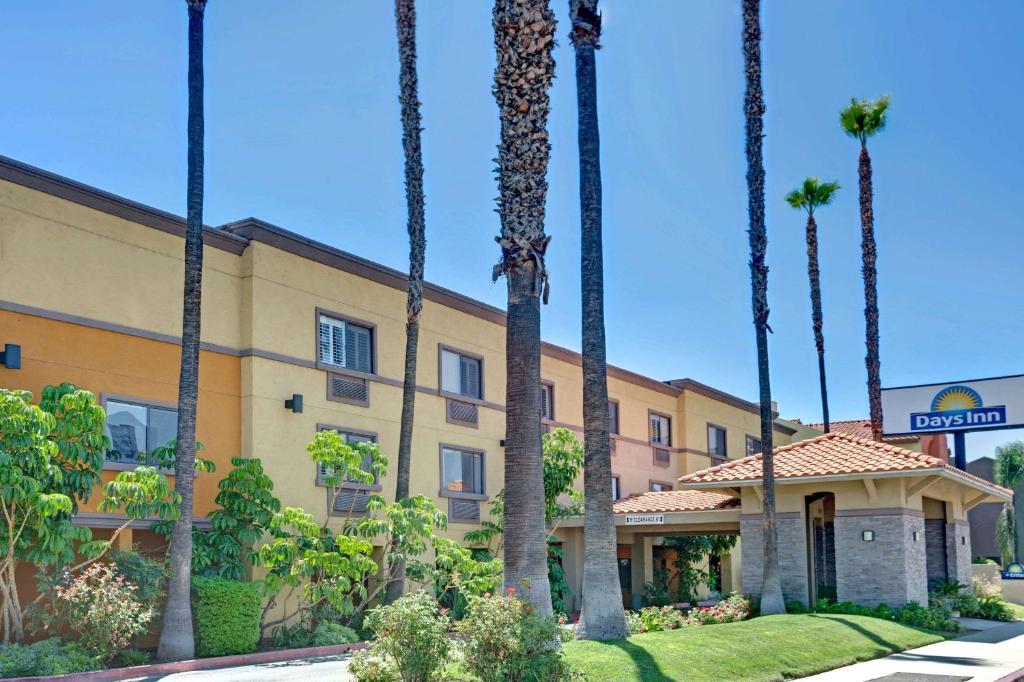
xmin=613 ymin=490 xmax=739 ymax=514
xmin=806 ymin=419 xmax=918 ymax=443
xmin=677 ymin=432 xmax=1012 ymax=498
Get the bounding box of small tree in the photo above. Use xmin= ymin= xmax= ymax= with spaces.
xmin=995 ymin=441 xmax=1024 ymax=563
xmin=659 ymin=535 xmax=738 ymax=604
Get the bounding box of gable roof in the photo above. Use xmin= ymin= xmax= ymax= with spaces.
xmin=678 ymin=432 xmax=1012 ymax=500
xmin=806 ymin=418 xmax=917 ymax=444
xmin=613 ymin=490 xmax=739 ymax=515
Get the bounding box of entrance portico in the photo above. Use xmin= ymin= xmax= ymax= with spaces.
xmin=558 ymin=432 xmax=1012 ymax=612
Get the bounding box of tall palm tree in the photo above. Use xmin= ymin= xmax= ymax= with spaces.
xmin=785 ymin=178 xmax=839 ymax=434
xmin=840 ymin=95 xmax=890 ymax=442
xmin=742 ymin=0 xmax=784 ymax=616
xmin=570 ymin=0 xmax=628 ymax=640
xmin=995 ymin=441 xmax=1024 ymax=563
xmin=384 ymin=0 xmax=427 ymax=606
xmin=158 ymin=0 xmax=206 ymax=661
xmin=491 ymin=0 xmax=557 ymax=617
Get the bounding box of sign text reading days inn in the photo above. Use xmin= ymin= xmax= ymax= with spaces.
xmin=881 ymin=375 xmax=1024 ymax=436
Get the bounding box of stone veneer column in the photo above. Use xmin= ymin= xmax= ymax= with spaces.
xmin=740 ymin=512 xmax=809 ymax=605
xmin=946 ymin=519 xmax=973 ymax=589
xmin=834 ymin=510 xmax=927 ymax=607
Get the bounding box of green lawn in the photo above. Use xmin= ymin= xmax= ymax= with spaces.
xmin=1008 ymin=602 xmax=1024 ymax=620
xmin=562 ymin=614 xmax=945 ymax=682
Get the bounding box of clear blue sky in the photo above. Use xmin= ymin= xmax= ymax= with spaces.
xmin=4 ymin=1 xmax=1022 ymax=460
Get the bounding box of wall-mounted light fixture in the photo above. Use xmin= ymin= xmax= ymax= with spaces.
xmin=284 ymin=394 xmax=303 ymax=414
xmin=499 ymin=439 xmax=506 ymax=447
xmin=862 ymin=530 xmax=875 ymax=542
xmin=912 ymin=531 xmax=920 ymax=542
xmin=0 ymin=344 xmax=21 ymax=369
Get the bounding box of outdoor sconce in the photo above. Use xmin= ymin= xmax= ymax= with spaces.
xmin=0 ymin=343 xmax=21 ymax=369
xmin=284 ymin=394 xmax=303 ymax=414
xmin=862 ymin=530 xmax=875 ymax=542
xmin=499 ymin=439 xmax=507 ymax=447
xmin=912 ymin=531 xmax=920 ymax=542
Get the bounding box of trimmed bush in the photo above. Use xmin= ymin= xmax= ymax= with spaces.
xmin=0 ymin=638 xmax=102 ymax=677
xmin=312 ymin=622 xmax=360 ymax=646
xmin=191 ymin=576 xmax=262 ymax=657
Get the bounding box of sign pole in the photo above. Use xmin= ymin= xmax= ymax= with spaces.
xmin=953 ymin=432 xmax=966 ymax=471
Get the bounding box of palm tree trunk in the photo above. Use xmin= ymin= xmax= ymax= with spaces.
xmin=503 ymin=264 xmax=554 ymax=616
xmin=492 ymin=0 xmax=556 ymax=618
xmin=385 ymin=0 xmax=427 ymax=606
xmin=158 ymin=0 xmax=205 ymax=661
xmin=571 ymin=0 xmax=628 ymax=641
xmin=742 ymin=0 xmax=784 ymax=616
xmin=804 ymin=214 xmax=829 ymax=432
xmin=858 ymin=145 xmax=883 ymax=442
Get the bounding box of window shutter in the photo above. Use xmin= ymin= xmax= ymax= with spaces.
xmin=650 ymin=415 xmax=660 ymax=444
xmin=461 ymin=357 xmax=481 ymax=398
xmin=348 ymin=325 xmax=371 ymax=372
xmin=331 ymin=323 xmax=345 ymax=366
xmin=318 ymin=320 xmax=332 ymax=364
xmin=608 ymin=402 xmax=619 ymax=435
xmin=540 ymin=385 xmax=549 ymax=420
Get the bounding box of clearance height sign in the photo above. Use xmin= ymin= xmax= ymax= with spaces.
xmin=881 ymin=375 xmax=1024 ymax=436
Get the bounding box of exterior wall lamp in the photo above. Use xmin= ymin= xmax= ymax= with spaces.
xmin=912 ymin=531 xmax=920 ymax=542
xmin=284 ymin=394 xmax=303 ymax=414
xmin=0 ymin=344 xmax=21 ymax=369
xmin=862 ymin=530 xmax=875 ymax=542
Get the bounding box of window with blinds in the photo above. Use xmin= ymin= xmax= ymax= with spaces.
xmin=745 ymin=434 xmax=761 ymax=458
xmin=440 ymin=349 xmax=482 ymax=399
xmin=708 ymin=424 xmax=727 ymax=457
xmin=608 ymin=400 xmax=619 ymax=435
xmin=441 ymin=446 xmax=484 ymax=495
xmin=649 ymin=413 xmax=671 ymax=446
xmin=541 ymin=383 xmax=554 ymax=421
xmin=316 ymin=428 xmax=377 ymax=487
xmin=611 ymin=476 xmax=620 ymax=500
xmin=318 ymin=314 xmax=373 ymax=373
xmin=649 ymin=481 xmax=673 ymax=492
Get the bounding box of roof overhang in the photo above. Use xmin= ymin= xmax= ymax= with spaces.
xmin=559 ymin=507 xmax=740 ymax=529
xmin=681 ymin=467 xmax=1012 ymax=504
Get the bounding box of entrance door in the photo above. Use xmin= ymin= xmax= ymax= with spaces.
xmin=923 ymin=497 xmax=948 ymax=587
xmin=806 ymin=493 xmax=836 ymax=603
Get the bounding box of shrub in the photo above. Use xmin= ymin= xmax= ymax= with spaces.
xmin=356 ymin=591 xmax=449 ymax=682
xmin=111 ymin=548 xmax=168 ymax=603
xmin=958 ymin=578 xmax=1015 ymax=622
xmin=685 ymin=593 xmax=751 ymax=626
xmin=625 ymin=606 xmax=686 ymax=634
xmin=312 ymin=621 xmax=360 ymax=646
xmin=0 ymin=638 xmax=102 ymax=677
xmin=114 ymin=649 xmax=151 ymax=667
xmin=896 ymin=601 xmax=959 ymax=632
xmin=348 ymin=650 xmax=400 ymax=682
xmin=456 ymin=589 xmax=573 ymax=682
xmin=40 ymin=563 xmax=156 ymax=660
xmin=640 ymin=579 xmax=673 ymax=607
xmin=973 ymin=556 xmax=998 ymax=565
xmin=191 ymin=576 xmax=262 ymax=657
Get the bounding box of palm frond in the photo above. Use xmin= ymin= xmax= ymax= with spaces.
xmin=840 ymin=95 xmax=890 ymax=142
xmin=785 ymin=188 xmax=807 ymax=210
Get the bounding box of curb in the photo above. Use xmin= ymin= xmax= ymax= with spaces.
xmin=4 ymin=642 xmax=368 ymax=682
xmin=994 ymin=667 xmax=1024 ymax=682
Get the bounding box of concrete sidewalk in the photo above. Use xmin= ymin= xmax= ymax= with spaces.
xmin=798 ymin=619 xmax=1024 ymax=682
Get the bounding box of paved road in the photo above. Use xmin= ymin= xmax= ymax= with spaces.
xmin=125 ymin=655 xmax=353 ymax=682
xmin=797 ymin=618 xmax=1024 ymax=682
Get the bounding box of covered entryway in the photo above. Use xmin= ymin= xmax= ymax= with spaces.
xmin=923 ymin=496 xmax=949 ymax=586
xmin=806 ymin=492 xmax=836 ymax=603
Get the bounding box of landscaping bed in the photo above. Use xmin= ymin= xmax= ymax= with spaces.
xmin=562 ymin=613 xmax=946 ymax=682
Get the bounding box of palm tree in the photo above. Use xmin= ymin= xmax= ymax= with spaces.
xmin=742 ymin=0 xmax=784 ymax=616
xmin=158 ymin=0 xmax=206 ymax=661
xmin=840 ymin=95 xmax=890 ymax=442
xmin=995 ymin=441 xmax=1024 ymax=563
xmin=570 ymin=0 xmax=628 ymax=640
xmin=785 ymin=178 xmax=839 ymax=434
xmin=384 ymin=0 xmax=427 ymax=606
xmin=491 ymin=0 xmax=557 ymax=617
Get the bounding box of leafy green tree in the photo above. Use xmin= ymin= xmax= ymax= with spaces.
xmin=840 ymin=94 xmax=890 ymax=442
xmin=660 ymin=535 xmax=738 ymax=603
xmin=0 ymin=387 xmax=184 ymax=643
xmin=995 ymin=441 xmax=1024 ymax=563
xmin=785 ymin=178 xmax=840 ymax=433
xmin=491 ymin=0 xmax=558 ymax=619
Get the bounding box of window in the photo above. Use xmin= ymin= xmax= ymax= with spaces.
xmin=105 ymin=398 xmax=178 ymax=467
xmin=612 ymin=476 xmax=620 ymax=501
xmin=318 ymin=313 xmax=373 ymax=373
xmin=649 ymin=412 xmax=671 ymax=446
xmin=608 ymin=400 xmax=619 ymax=435
xmin=649 ymin=481 xmax=673 ymax=492
xmin=441 ymin=446 xmax=484 ymax=495
xmin=745 ymin=435 xmax=762 ymax=457
xmin=708 ymin=424 xmax=727 ymax=457
xmin=541 ymin=382 xmax=554 ymax=421
xmin=440 ymin=348 xmax=482 ymax=399
xmin=316 ymin=427 xmax=378 ymax=487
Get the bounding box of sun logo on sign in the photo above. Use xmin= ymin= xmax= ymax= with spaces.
xmin=931 ymin=385 xmax=983 ymax=412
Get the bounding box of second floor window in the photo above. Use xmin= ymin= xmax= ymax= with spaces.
xmin=612 ymin=477 xmax=620 ymax=500
xmin=650 ymin=413 xmax=671 ymax=446
xmin=316 ymin=427 xmax=377 ymax=486
xmin=105 ymin=399 xmax=178 ymax=466
xmin=608 ymin=400 xmax=619 ymax=435
xmin=708 ymin=424 xmax=727 ymax=457
xmin=745 ymin=435 xmax=762 ymax=457
xmin=541 ymin=383 xmax=554 ymax=420
xmin=441 ymin=349 xmax=482 ymax=399
xmin=319 ymin=314 xmax=373 ymax=373
xmin=441 ymin=446 xmax=484 ymax=495
xmin=650 ymin=481 xmax=673 ymax=492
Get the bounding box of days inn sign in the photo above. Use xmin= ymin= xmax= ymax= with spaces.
xmin=881 ymin=374 xmax=1024 ymax=436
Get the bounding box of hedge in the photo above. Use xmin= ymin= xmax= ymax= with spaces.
xmin=191 ymin=576 xmax=262 ymax=657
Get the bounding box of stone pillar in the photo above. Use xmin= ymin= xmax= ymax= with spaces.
xmin=740 ymin=512 xmax=809 ymax=605
xmin=834 ymin=510 xmax=927 ymax=607
xmin=630 ymin=535 xmax=653 ymax=609
xmin=946 ymin=519 xmax=973 ymax=589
